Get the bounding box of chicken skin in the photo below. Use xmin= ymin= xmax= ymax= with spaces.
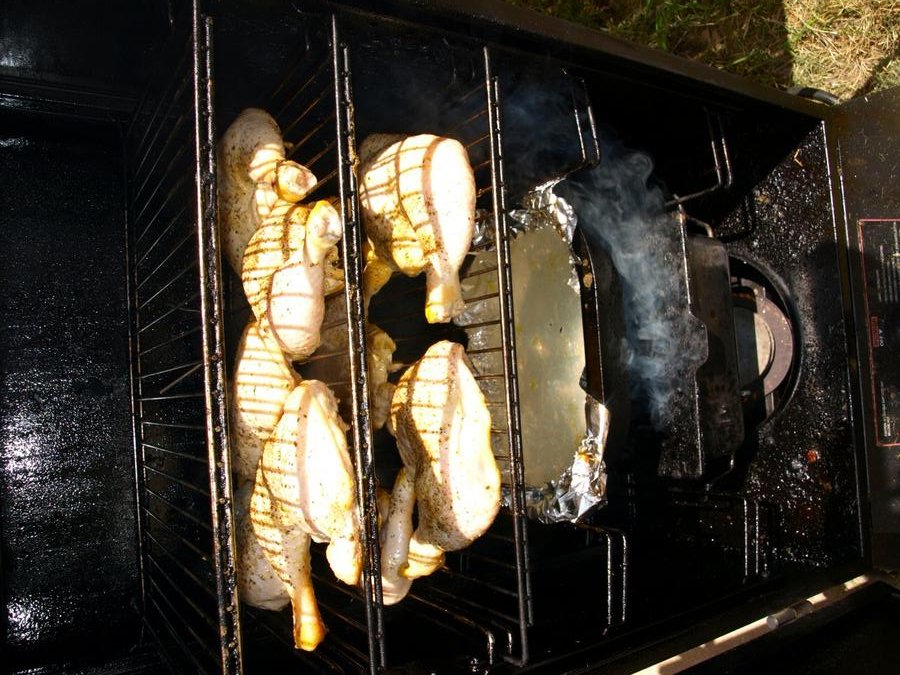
xmin=235 ymin=483 xmax=289 ymax=611
xmin=230 ymin=320 xmax=300 ymax=484
xmin=389 ymin=341 xmax=501 ymax=579
xmin=359 ymin=134 xmax=475 ymax=323
xmin=259 ymin=381 xmax=363 ymax=587
xmin=378 ymin=468 xmax=415 ymax=605
xmin=218 ymin=108 xmax=317 ymax=274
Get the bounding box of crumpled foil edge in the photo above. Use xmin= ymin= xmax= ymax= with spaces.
xmin=473 ymin=180 xmax=581 ymax=293
xmin=503 ymin=395 xmax=610 ymax=524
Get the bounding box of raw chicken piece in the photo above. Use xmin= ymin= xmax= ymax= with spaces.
xmin=322 ymin=243 xmax=345 ymax=297
xmin=379 ymin=468 xmax=415 ymax=605
xmin=361 ymin=239 xmax=394 ymax=315
xmin=375 ymin=486 xmax=392 ymax=531
xmin=260 ymin=381 xmax=362 ymax=587
xmin=230 ymin=320 xmax=299 ymax=484
xmin=250 ymin=465 xmax=325 ymax=651
xmin=242 ymin=199 xmax=342 ymax=361
xmin=305 ymin=300 xmax=398 ymax=431
xmin=235 ymin=483 xmax=289 ymax=611
xmin=241 ymin=200 xmax=310 ymax=319
xmin=359 ymin=134 xmax=476 ymax=323
xmin=217 ymin=108 xmax=317 ymax=273
xmin=367 ymin=323 xmax=398 ymax=431
xmin=389 ymin=341 xmax=501 ymax=579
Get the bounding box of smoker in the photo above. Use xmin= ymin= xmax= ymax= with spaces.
xmin=1 ymin=0 xmax=897 ymax=673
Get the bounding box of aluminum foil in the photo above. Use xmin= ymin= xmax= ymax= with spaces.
xmin=471 ymin=209 xmax=496 ymax=251
xmin=472 ymin=179 xmax=579 ymax=264
xmin=479 ymin=181 xmax=606 ymax=523
xmin=504 ymin=395 xmax=610 ymax=524
xmin=509 ymin=178 xmax=578 ymax=246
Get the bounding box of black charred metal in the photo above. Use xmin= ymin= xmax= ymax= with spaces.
xmin=684 ymin=231 xmax=745 ymax=476
xmin=0 ymin=112 xmax=144 ymax=673
xmin=0 ymin=0 xmax=894 ymax=674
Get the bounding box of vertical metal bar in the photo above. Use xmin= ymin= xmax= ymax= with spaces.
xmin=332 ymin=16 xmax=386 ymax=673
xmin=741 ymin=496 xmax=750 ymax=579
xmin=572 ymin=77 xmax=600 ymax=169
xmin=191 ymin=2 xmax=243 ymax=673
xmin=664 ymin=110 xmax=734 ymax=208
xmin=484 ymin=47 xmax=532 ymax=666
xmin=754 ymin=501 xmax=762 ymax=576
xmin=122 ymin=121 xmax=149 ymax=638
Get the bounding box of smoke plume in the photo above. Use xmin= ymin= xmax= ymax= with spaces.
xmin=560 ymin=143 xmax=707 ymax=429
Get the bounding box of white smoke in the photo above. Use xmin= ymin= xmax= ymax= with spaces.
xmin=561 ymin=144 xmax=707 ymax=429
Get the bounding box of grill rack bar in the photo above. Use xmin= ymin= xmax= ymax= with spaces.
xmin=664 ymin=109 xmax=733 ymax=208
xmin=191 ymin=6 xmax=244 ymax=671
xmin=483 ymin=47 xmax=532 ymax=664
xmin=331 ymin=19 xmax=387 ymax=671
xmin=125 ymin=2 xmax=242 ymax=673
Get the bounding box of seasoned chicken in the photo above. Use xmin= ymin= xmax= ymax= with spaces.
xmin=218 ymin=108 xmax=317 ymax=274
xmin=235 ymin=483 xmax=289 ymax=611
xmin=230 ymin=320 xmax=299 ymax=484
xmin=260 ymin=381 xmax=362 ymax=587
xmin=389 ymin=341 xmax=501 ymax=579
xmin=367 ymin=323 xmax=398 ymax=431
xmin=378 ymin=468 xmax=415 ymax=605
xmin=304 ymin=301 xmax=398 ymax=431
xmin=359 ymin=134 xmax=476 ymax=323
xmin=242 ymin=199 xmax=342 ymax=361
xmin=249 ymin=466 xmax=325 ymax=651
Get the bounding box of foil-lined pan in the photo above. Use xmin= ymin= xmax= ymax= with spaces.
xmin=473 ymin=178 xmax=576 ymax=250
xmin=485 ymin=180 xmax=609 ymax=524
xmin=508 ymin=395 xmax=609 ymax=524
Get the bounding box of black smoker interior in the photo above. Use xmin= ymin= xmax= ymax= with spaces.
xmin=1 ymin=0 xmax=897 ymax=673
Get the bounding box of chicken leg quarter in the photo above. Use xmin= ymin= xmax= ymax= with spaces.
xmin=260 ymin=381 xmax=363 ymax=587
xmin=359 ymin=134 xmax=475 ymax=323
xmin=217 ymin=108 xmax=317 ymax=274
xmin=389 ymin=340 xmax=501 ymax=579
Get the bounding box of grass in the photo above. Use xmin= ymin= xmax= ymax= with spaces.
xmin=786 ymin=0 xmax=900 ymax=98
xmin=504 ymin=0 xmax=900 ymax=99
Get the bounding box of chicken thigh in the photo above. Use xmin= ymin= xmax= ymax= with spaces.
xmin=389 ymin=340 xmax=501 ymax=579
xmin=230 ymin=320 xmax=300 ymax=484
xmin=259 ymin=380 xmax=363 ymax=587
xmin=242 ymin=199 xmax=342 ymax=361
xmin=359 ymin=134 xmax=476 ymax=323
xmin=217 ymin=108 xmax=317 ymax=274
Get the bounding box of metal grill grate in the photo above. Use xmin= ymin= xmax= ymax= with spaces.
xmin=122 ymin=5 xmax=765 ymax=673
xmin=233 ymin=15 xmax=386 ymax=674
xmin=125 ymin=3 xmax=240 ymax=673
xmin=351 ymin=32 xmax=610 ymax=665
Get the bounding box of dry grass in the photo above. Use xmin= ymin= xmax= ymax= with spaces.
xmin=786 ymin=0 xmax=900 ymax=98
xmin=505 ymin=0 xmax=900 ymax=99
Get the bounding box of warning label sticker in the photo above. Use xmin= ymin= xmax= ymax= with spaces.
xmin=859 ymin=219 xmax=900 ymax=446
